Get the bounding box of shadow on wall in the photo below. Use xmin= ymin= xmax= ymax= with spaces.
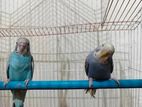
xmin=58 ymin=56 xmax=70 ymax=107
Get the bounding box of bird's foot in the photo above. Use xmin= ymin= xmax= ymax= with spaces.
xmin=110 ymin=78 xmax=120 ymax=87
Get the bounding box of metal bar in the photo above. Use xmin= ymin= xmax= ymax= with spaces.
xmin=1 ymin=79 xmax=142 ymax=90
xmin=109 ymin=0 xmax=125 ymax=30
xmin=126 ymin=2 xmax=142 ymax=29
xmin=122 ymin=0 xmax=142 ymax=29
xmin=107 ymin=0 xmax=119 ymax=22
xmin=102 ymin=0 xmax=113 ymax=26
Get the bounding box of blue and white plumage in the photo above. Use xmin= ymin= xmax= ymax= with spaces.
xmin=85 ymin=43 xmax=118 ymax=97
xmin=5 ymin=38 xmax=34 ymax=107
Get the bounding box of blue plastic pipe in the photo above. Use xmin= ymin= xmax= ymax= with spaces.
xmin=0 ymin=79 xmax=142 ymax=90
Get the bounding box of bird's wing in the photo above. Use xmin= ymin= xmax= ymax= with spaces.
xmin=85 ymin=58 xmax=89 ymax=76
xmin=109 ymin=57 xmax=113 ymax=73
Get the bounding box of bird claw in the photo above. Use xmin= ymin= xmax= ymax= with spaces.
xmin=90 ymin=89 xmax=96 ymax=98
xmin=24 ymin=79 xmax=30 ymax=88
xmin=110 ymin=78 xmax=120 ymax=87
xmin=85 ymin=89 xmax=89 ymax=94
xmin=91 ymin=94 xmax=96 ymax=98
xmin=3 ymin=79 xmax=10 ymax=88
xmin=85 ymin=88 xmax=96 ymax=98
xmin=4 ymin=82 xmax=8 ymax=88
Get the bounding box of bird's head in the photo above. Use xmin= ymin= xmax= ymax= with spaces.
xmin=15 ymin=37 xmax=31 ymax=55
xmin=96 ymin=43 xmax=115 ymax=63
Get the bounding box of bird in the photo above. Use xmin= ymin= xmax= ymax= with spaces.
xmin=5 ymin=38 xmax=34 ymax=107
xmin=85 ymin=43 xmax=119 ymax=98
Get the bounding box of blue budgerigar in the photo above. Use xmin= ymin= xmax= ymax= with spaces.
xmin=5 ymin=38 xmax=34 ymax=107
xmin=85 ymin=43 xmax=119 ymax=97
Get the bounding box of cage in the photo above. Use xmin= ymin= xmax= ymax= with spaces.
xmin=0 ymin=0 xmax=142 ymax=107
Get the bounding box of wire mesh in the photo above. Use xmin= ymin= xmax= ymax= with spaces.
xmin=0 ymin=0 xmax=142 ymax=107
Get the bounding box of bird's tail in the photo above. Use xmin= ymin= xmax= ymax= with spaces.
xmin=85 ymin=88 xmax=96 ymax=98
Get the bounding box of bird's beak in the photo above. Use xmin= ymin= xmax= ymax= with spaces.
xmin=100 ymin=50 xmax=109 ymax=58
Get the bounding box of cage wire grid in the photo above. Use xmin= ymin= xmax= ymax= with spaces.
xmin=0 ymin=0 xmax=142 ymax=107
